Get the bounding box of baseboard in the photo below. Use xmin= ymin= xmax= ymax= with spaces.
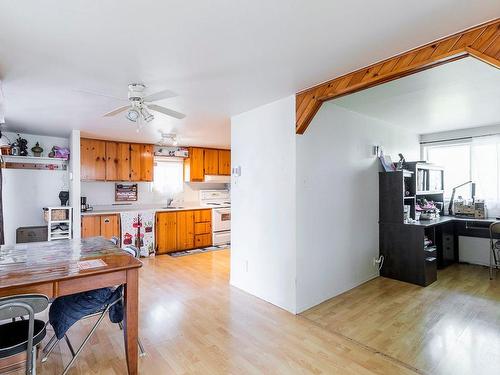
xmin=295 ymin=273 xmax=379 ymax=314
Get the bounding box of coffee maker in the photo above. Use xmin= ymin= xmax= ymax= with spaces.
xmin=81 ymin=197 xmax=91 ymax=212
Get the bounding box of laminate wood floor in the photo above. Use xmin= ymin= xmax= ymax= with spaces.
xmin=17 ymin=250 xmax=418 ymax=375
xmin=301 ymin=264 xmax=500 ymax=375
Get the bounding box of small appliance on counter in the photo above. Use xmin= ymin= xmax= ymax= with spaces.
xmin=80 ymin=196 xmax=93 ymax=212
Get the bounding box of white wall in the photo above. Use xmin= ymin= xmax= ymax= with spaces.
xmin=295 ymin=103 xmax=420 ymax=312
xmin=230 ymin=95 xmax=297 ymax=314
xmin=2 ymin=132 xmax=70 ymax=244
xmin=69 ymin=130 xmax=81 ymax=239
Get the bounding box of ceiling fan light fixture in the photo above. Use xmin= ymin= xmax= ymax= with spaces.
xmin=140 ymin=107 xmax=154 ymax=122
xmin=126 ymin=108 xmax=140 ymax=122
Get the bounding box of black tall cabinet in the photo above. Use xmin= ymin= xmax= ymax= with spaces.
xmin=378 ymin=163 xmax=446 ymax=286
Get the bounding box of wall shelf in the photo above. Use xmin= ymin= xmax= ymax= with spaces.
xmin=1 ymin=155 xmax=68 ymax=170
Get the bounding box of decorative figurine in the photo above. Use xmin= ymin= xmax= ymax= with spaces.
xmin=396 ymin=153 xmax=406 ymax=170
xmin=16 ymin=134 xmax=28 ymax=156
xmin=59 ymin=191 xmax=69 ymax=206
xmin=31 ymin=142 xmax=43 ymax=157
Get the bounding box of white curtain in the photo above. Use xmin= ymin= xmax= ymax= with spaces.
xmin=471 ymin=135 xmax=500 ymax=217
xmin=152 ymin=158 xmax=184 ymax=199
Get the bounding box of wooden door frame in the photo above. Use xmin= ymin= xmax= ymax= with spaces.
xmin=296 ymin=19 xmax=500 ymax=134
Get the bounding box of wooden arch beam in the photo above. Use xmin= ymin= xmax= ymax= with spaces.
xmin=296 ymin=18 xmax=500 ymax=134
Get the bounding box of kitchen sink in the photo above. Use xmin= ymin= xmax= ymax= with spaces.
xmin=161 ymin=206 xmax=184 ymax=209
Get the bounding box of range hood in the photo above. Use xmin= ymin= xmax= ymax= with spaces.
xmin=204 ymin=175 xmax=231 ymax=183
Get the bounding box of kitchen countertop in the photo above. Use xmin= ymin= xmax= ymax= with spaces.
xmin=81 ymin=202 xmax=211 ymax=216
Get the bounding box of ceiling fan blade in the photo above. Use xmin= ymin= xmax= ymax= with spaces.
xmin=75 ymin=89 xmax=128 ymax=102
xmin=143 ymin=89 xmax=177 ymax=102
xmin=103 ymin=105 xmax=130 ymax=117
xmin=148 ymin=104 xmax=186 ymax=119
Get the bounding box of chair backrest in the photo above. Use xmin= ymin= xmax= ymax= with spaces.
xmin=0 ymin=294 xmax=49 ymax=320
xmin=490 ymin=221 xmax=500 ymax=241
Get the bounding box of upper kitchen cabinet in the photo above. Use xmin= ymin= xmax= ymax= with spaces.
xmin=184 ymin=147 xmax=231 ymax=182
xmin=130 ymin=143 xmax=154 ymax=182
xmin=140 ymin=144 xmax=154 ymax=181
xmin=204 ymin=149 xmax=219 ymax=175
xmin=81 ymin=138 xmax=154 ymax=182
xmin=218 ymin=150 xmax=231 ymax=175
xmin=106 ymin=141 xmax=130 ymax=181
xmin=184 ymin=147 xmax=205 ymax=182
xmin=129 ymin=143 xmax=141 ymax=181
xmin=80 ymin=138 xmax=106 ymax=180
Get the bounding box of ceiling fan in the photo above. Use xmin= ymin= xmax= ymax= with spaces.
xmin=82 ymin=83 xmax=186 ymax=126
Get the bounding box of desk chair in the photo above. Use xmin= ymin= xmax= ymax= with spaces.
xmin=0 ymin=294 xmax=49 ymax=375
xmin=489 ymin=222 xmax=500 ymax=279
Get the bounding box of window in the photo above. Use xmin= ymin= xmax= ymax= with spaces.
xmin=152 ymin=158 xmax=184 ymax=199
xmin=426 ymin=143 xmax=471 ymax=199
xmin=424 ymin=135 xmax=500 ymax=216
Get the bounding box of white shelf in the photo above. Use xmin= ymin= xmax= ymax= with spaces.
xmin=46 ymin=207 xmax=73 ymax=241
xmin=2 ymin=155 xmax=68 ymax=163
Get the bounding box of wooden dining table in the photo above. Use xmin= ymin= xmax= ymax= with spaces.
xmin=0 ymin=236 xmax=142 ymax=375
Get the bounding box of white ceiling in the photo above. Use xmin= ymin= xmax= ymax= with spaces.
xmin=0 ymin=1 xmax=498 ymax=146
xmin=333 ymin=57 xmax=500 ymax=134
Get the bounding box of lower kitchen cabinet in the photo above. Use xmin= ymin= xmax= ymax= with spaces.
xmin=195 ymin=234 xmax=212 ymax=248
xmin=81 ymin=215 xmax=101 ymax=238
xmin=81 ymin=214 xmax=120 ymax=240
xmin=155 ymin=209 xmax=212 ymax=254
xmin=156 ymin=212 xmax=177 ymax=254
xmin=176 ymin=210 xmax=195 ymax=250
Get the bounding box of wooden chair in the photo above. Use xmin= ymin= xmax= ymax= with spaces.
xmin=0 ymin=294 xmax=49 ymax=375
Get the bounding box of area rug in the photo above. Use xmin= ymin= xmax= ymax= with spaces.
xmin=168 ymin=244 xmax=230 ymax=257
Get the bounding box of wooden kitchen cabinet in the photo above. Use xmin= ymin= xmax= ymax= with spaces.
xmin=193 ymin=209 xmax=212 ymax=247
xmin=204 ymin=149 xmax=219 ymax=175
xmin=195 ymin=234 xmax=212 ymax=248
xmin=106 ymin=142 xmax=130 ymax=181
xmin=81 ymin=138 xmax=154 ymax=182
xmin=81 ymin=215 xmax=101 ymax=238
xmin=184 ymin=147 xmax=205 ymax=182
xmin=218 ymin=150 xmax=231 ymax=175
xmin=155 ymin=209 xmax=212 ymax=253
xmin=194 ymin=222 xmax=211 ymax=235
xmin=176 ymin=210 xmax=195 ymax=250
xmin=194 ymin=209 xmax=211 ymax=223
xmin=129 ymin=143 xmax=141 ymax=181
xmin=81 ymin=214 xmax=120 ymax=240
xmin=140 ymin=144 xmax=154 ymax=181
xmin=100 ymin=214 xmax=120 ymax=239
xmin=156 ymin=212 xmax=177 ymax=254
xmin=80 ymin=138 xmax=106 ymax=180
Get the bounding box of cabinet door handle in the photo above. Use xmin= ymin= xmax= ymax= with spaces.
xmin=103 ymin=218 xmax=110 ymax=223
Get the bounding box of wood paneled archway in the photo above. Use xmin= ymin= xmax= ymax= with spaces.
xmin=296 ymin=19 xmax=500 ymax=134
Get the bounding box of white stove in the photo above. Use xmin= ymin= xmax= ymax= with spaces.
xmin=200 ymin=190 xmax=231 ymax=246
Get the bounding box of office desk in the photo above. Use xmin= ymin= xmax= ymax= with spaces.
xmin=379 ymin=216 xmax=497 ymax=287
xmin=0 ymin=237 xmax=142 ymax=375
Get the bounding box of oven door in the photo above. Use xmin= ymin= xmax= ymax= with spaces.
xmin=212 ymin=208 xmax=231 ymax=232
